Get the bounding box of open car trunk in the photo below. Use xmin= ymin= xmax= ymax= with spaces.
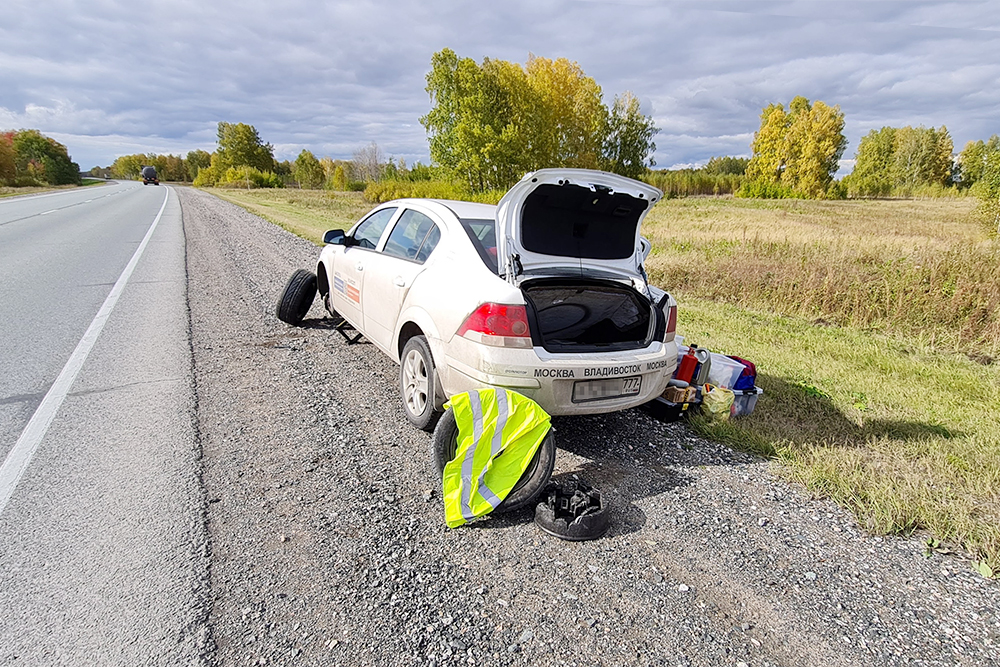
xmin=521 ymin=278 xmax=657 ymax=353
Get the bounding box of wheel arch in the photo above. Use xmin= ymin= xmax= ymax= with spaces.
xmin=397 ymin=321 xmax=425 ymax=359
xmin=393 ymin=307 xmax=441 ymax=362
xmin=316 ymin=261 xmax=330 ymax=296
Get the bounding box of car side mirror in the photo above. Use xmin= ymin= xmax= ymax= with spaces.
xmin=323 ymin=229 xmax=347 ymax=245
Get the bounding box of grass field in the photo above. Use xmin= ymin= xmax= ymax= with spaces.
xmin=642 ymin=197 xmax=999 ymax=358
xmin=206 ymin=188 xmax=370 ymax=244
xmin=210 ymin=187 xmax=999 ymax=574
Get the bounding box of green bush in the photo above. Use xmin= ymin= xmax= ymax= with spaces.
xmin=464 ymin=189 xmax=505 ymax=205
xmin=825 ymin=180 xmax=847 ymax=200
xmin=217 ymin=166 xmax=284 ymax=189
xmin=14 ymin=175 xmax=41 ymax=187
xmin=364 ymin=179 xmax=466 ymax=203
xmin=735 ymin=179 xmax=807 ymax=199
xmin=642 ymin=170 xmax=743 ymax=197
xmin=193 ymin=165 xmax=220 ymax=187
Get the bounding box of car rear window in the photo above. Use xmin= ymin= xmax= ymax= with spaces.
xmin=460 ymin=218 xmax=498 ymax=274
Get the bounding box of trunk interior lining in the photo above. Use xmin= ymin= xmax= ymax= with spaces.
xmin=522 ymin=279 xmax=654 ymax=353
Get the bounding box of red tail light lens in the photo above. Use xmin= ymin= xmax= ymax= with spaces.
xmin=457 ymin=303 xmax=532 ymax=348
xmin=664 ymin=304 xmax=677 ymax=342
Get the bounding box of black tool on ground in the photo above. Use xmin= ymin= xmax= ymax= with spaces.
xmin=640 ymin=393 xmax=701 ymax=423
xmin=335 ymin=318 xmax=364 ymax=344
xmin=534 ymin=477 xmax=609 ymax=541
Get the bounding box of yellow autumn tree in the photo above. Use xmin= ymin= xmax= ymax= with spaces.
xmin=743 ymin=96 xmax=846 ymax=198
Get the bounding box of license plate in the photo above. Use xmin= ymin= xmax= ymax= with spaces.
xmin=571 ymin=376 xmax=642 ymax=403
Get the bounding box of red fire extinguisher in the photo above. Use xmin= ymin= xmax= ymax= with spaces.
xmin=675 ymin=345 xmax=699 ymax=384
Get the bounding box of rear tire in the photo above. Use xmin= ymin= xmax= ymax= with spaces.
xmin=276 ymin=269 xmax=317 ymax=325
xmin=400 ymin=336 xmax=440 ymax=431
xmin=432 ymin=408 xmax=556 ymax=513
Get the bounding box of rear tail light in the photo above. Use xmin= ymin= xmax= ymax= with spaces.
xmin=457 ymin=303 xmax=533 ymax=348
xmin=664 ymin=304 xmax=677 ymax=343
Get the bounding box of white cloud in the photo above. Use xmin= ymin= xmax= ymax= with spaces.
xmin=2 ymin=0 xmax=998 ymax=170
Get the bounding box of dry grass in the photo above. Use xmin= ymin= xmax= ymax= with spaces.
xmin=643 ymin=197 xmax=999 ymax=357
xmin=205 ymin=188 xmax=371 ymax=245
xmin=0 ymin=181 xmax=107 ymax=198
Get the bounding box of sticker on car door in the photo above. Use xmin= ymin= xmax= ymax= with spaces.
xmin=334 ymin=273 xmax=360 ymax=304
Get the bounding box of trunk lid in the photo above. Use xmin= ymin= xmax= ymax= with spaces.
xmin=496 ymin=168 xmax=662 ymax=284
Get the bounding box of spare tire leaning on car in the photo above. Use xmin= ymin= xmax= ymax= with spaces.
xmin=276 ymin=269 xmax=317 ymax=325
xmin=431 ymin=407 xmax=556 ymax=514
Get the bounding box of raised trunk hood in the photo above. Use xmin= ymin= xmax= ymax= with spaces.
xmin=496 ymin=169 xmax=662 ymax=283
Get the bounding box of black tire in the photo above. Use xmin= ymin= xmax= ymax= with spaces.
xmin=276 ymin=269 xmax=317 ymax=325
xmin=400 ymin=336 xmax=441 ymax=431
xmin=432 ymin=407 xmax=556 ymax=514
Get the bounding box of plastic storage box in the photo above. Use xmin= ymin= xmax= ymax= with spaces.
xmin=731 ymin=386 xmax=763 ymax=416
xmin=706 ymin=353 xmax=747 ymax=389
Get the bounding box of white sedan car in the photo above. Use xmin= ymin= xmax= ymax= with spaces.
xmin=277 ymin=168 xmax=679 ymax=432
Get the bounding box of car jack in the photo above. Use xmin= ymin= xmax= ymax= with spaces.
xmin=335 ymin=318 xmax=364 ymax=345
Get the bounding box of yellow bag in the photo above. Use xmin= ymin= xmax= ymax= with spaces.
xmin=702 ymin=386 xmax=735 ymax=421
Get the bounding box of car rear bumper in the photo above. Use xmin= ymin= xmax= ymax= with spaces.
xmin=441 ymin=338 xmax=677 ymax=416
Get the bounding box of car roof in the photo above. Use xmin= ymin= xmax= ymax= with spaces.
xmin=386 ymin=198 xmax=497 ymax=221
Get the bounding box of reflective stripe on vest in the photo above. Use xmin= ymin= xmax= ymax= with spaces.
xmin=443 ymin=388 xmax=551 ymax=528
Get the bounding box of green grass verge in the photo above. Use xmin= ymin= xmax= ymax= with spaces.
xmin=0 ymin=181 xmax=109 ymax=198
xmin=680 ymin=296 xmax=999 ymax=573
xmin=205 ymin=188 xmax=370 ymax=245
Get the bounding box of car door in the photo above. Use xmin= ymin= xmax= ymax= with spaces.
xmin=361 ymin=208 xmax=442 ymax=352
xmin=331 ymin=207 xmax=398 ymax=331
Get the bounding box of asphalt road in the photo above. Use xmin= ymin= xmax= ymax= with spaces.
xmin=0 ymin=183 xmax=210 ymax=665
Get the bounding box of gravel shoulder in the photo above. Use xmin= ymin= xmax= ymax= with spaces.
xmin=180 ymin=187 xmax=998 ymax=667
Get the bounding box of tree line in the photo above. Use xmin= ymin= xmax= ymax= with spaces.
xmin=0 ymin=129 xmax=81 ymax=186
xmin=105 ymin=122 xmax=436 ymax=192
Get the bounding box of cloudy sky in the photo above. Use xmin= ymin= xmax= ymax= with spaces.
xmin=2 ymin=1 xmax=998 ymax=172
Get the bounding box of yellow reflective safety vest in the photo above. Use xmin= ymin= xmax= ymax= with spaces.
xmin=442 ymin=388 xmax=551 ymax=528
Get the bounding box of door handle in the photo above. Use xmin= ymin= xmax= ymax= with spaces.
xmin=393 ymin=276 xmax=406 ymax=287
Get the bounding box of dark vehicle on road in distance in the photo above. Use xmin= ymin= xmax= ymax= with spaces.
xmin=141 ymin=166 xmax=159 ymax=185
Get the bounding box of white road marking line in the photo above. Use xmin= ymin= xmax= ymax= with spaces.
xmin=40 ymin=209 xmax=57 ymax=215
xmin=0 ymin=187 xmax=172 ymax=516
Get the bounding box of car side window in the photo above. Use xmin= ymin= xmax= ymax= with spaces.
xmin=353 ymin=208 xmax=396 ymax=250
xmin=459 ymin=218 xmax=498 ymax=274
xmin=414 ymin=225 xmax=441 ymax=263
xmin=383 ymin=210 xmax=440 ymax=263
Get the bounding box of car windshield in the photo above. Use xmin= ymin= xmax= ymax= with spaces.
xmin=459 ymin=218 xmax=498 ymax=274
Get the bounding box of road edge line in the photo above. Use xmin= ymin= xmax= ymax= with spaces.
xmin=0 ymin=186 xmax=172 ymax=516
